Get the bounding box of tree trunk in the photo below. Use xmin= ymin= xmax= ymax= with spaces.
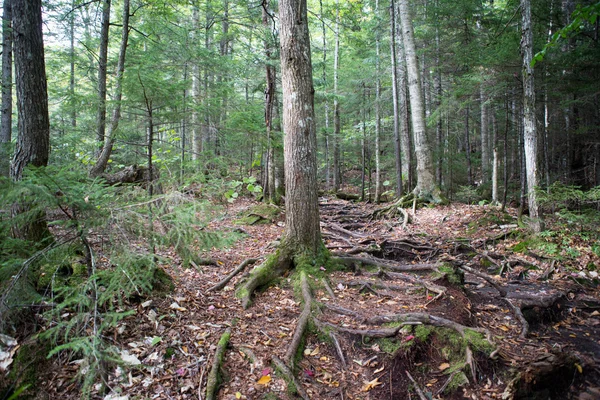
xmin=90 ymin=0 xmax=130 ymax=177
xmin=398 ymin=0 xmax=442 ymax=202
xmin=521 ymin=0 xmax=543 ymax=232
xmin=390 ymin=0 xmax=403 ymax=198
xmin=492 ymin=109 xmax=499 ymax=204
xmin=191 ymin=4 xmax=201 ymax=160
xmin=465 ymin=105 xmax=473 ymax=186
xmin=374 ymin=0 xmax=382 ymax=204
xmin=0 ymin=0 xmax=12 ymax=178
xmin=481 ymin=85 xmax=489 ymax=186
xmin=395 ymin=1 xmax=413 ymax=192
xmin=434 ymin=21 xmax=443 ymax=187
xmin=279 ymin=0 xmax=321 ymax=253
xmin=96 ymin=0 xmax=111 ymax=149
xmin=10 ymin=0 xmax=51 ymax=243
xmin=332 ymin=0 xmax=341 ymax=192
xmin=69 ymin=0 xmax=76 ymax=128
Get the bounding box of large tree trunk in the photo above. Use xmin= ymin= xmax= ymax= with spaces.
xmin=90 ymin=0 xmax=130 ymax=177
xmin=10 ymin=0 xmax=51 ymax=243
xmin=521 ymin=0 xmax=543 ymax=232
xmin=69 ymin=0 xmax=76 ymax=128
xmin=96 ymin=0 xmax=110 ymax=150
xmin=0 ymin=0 xmax=12 ymax=178
xmin=280 ymin=0 xmax=321 ymax=252
xmin=398 ymin=0 xmax=442 ymax=202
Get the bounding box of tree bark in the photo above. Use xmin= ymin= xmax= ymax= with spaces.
xmin=90 ymin=0 xmax=130 ymax=177
xmin=481 ymin=85 xmax=489 ymax=186
xmin=398 ymin=0 xmax=442 ymax=202
xmin=521 ymin=0 xmax=543 ymax=232
xmin=465 ymin=105 xmax=473 ymax=186
xmin=390 ymin=0 xmax=403 ymax=198
xmin=332 ymin=0 xmax=341 ymax=192
xmin=279 ymin=0 xmax=321 ymax=252
xmin=10 ymin=0 xmax=51 ymax=243
xmin=0 ymin=0 xmax=12 ymax=177
xmin=191 ymin=4 xmax=201 ymax=160
xmin=374 ymin=0 xmax=382 ymax=204
xmin=96 ymin=0 xmax=111 ymax=149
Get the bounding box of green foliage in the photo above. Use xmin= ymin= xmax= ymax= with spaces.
xmin=0 ymin=166 xmax=230 ymax=396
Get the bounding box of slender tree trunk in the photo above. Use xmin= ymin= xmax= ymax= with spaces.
xmin=390 ymin=0 xmax=403 ymax=198
xmin=191 ymin=4 xmax=201 ymax=160
xmin=398 ymin=0 xmax=441 ymax=202
xmin=10 ymin=0 xmax=51 ymax=243
xmin=465 ymin=106 xmax=473 ymax=186
xmin=320 ymin=0 xmax=330 ymax=190
xmin=279 ymin=0 xmax=321 ymax=252
xmin=0 ymin=0 xmax=12 ymax=177
xmin=492 ymin=109 xmax=499 ymax=204
xmin=96 ymin=0 xmax=111 ymax=149
xmin=90 ymin=0 xmax=130 ymax=177
xmin=374 ymin=0 xmax=382 ymax=203
xmin=332 ymin=0 xmax=341 ymax=192
xmin=69 ymin=0 xmax=76 ymax=128
xmin=481 ymin=85 xmax=489 ymax=186
xmin=434 ymin=22 xmax=443 ymax=187
xmin=521 ymin=0 xmax=543 ymax=232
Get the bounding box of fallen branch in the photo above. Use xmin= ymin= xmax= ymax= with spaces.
xmin=207 ymin=258 xmax=259 ymax=292
xmin=205 ymin=327 xmax=232 ymax=400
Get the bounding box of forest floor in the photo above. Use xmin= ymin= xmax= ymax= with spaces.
xmin=35 ymin=197 xmax=600 ymax=400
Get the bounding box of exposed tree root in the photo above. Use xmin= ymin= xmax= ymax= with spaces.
xmin=205 ymin=327 xmax=231 ymax=400
xmin=372 ymin=193 xmax=420 ymax=219
xmin=454 ymin=261 xmax=508 ymax=297
xmin=284 ymin=272 xmax=312 ymax=367
xmin=272 ymin=356 xmax=310 ymax=400
xmin=375 ymin=270 xmax=446 ymax=305
xmin=406 ymin=370 xmax=429 ymax=400
xmin=335 ymin=255 xmax=441 ymax=273
xmin=207 ymin=258 xmax=259 ymax=292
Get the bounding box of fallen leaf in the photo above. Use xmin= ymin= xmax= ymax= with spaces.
xmin=499 ymin=325 xmax=510 ymax=332
xmin=439 ymin=362 xmax=450 ymax=371
xmin=257 ymin=375 xmax=271 ymax=385
xmin=362 ymin=378 xmax=383 ymax=392
xmin=169 ymin=302 xmax=187 ymax=312
xmin=261 ymin=368 xmax=271 ymax=376
xmin=374 ymin=366 xmax=384 ymax=374
xmin=310 ymin=347 xmax=320 ymax=356
xmin=404 ymin=335 xmax=415 ymax=342
xmin=235 ymin=392 xmax=242 ymax=399
xmin=575 ymin=363 xmax=583 ymax=373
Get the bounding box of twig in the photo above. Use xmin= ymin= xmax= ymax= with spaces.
xmin=505 ymin=299 xmax=529 ymax=339
xmin=207 ymin=258 xmax=259 ymax=292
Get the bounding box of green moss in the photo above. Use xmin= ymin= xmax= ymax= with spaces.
xmin=414 ymin=325 xmax=434 ymax=341
xmin=6 ymin=339 xmax=50 ymax=399
xmin=152 ymin=267 xmax=174 ymax=293
xmin=377 ymin=338 xmax=402 ymax=354
xmin=233 ymin=204 xmax=282 ymax=225
xmin=445 ymin=371 xmax=469 ymax=393
xmin=463 ymin=329 xmax=495 ymax=355
xmin=436 ymin=263 xmax=464 ymax=285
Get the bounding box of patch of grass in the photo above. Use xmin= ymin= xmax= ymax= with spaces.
xmin=414 ymin=325 xmax=434 ymax=342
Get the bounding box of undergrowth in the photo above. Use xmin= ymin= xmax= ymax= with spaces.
xmin=0 ymin=166 xmax=228 ymax=397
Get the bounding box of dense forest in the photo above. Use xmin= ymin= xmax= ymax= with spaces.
xmin=1 ymin=0 xmax=599 ymax=399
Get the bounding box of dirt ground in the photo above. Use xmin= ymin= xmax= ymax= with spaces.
xmin=30 ymin=198 xmax=600 ymax=399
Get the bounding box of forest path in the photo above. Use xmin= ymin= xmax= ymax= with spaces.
xmin=42 ymin=198 xmax=600 ymax=399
